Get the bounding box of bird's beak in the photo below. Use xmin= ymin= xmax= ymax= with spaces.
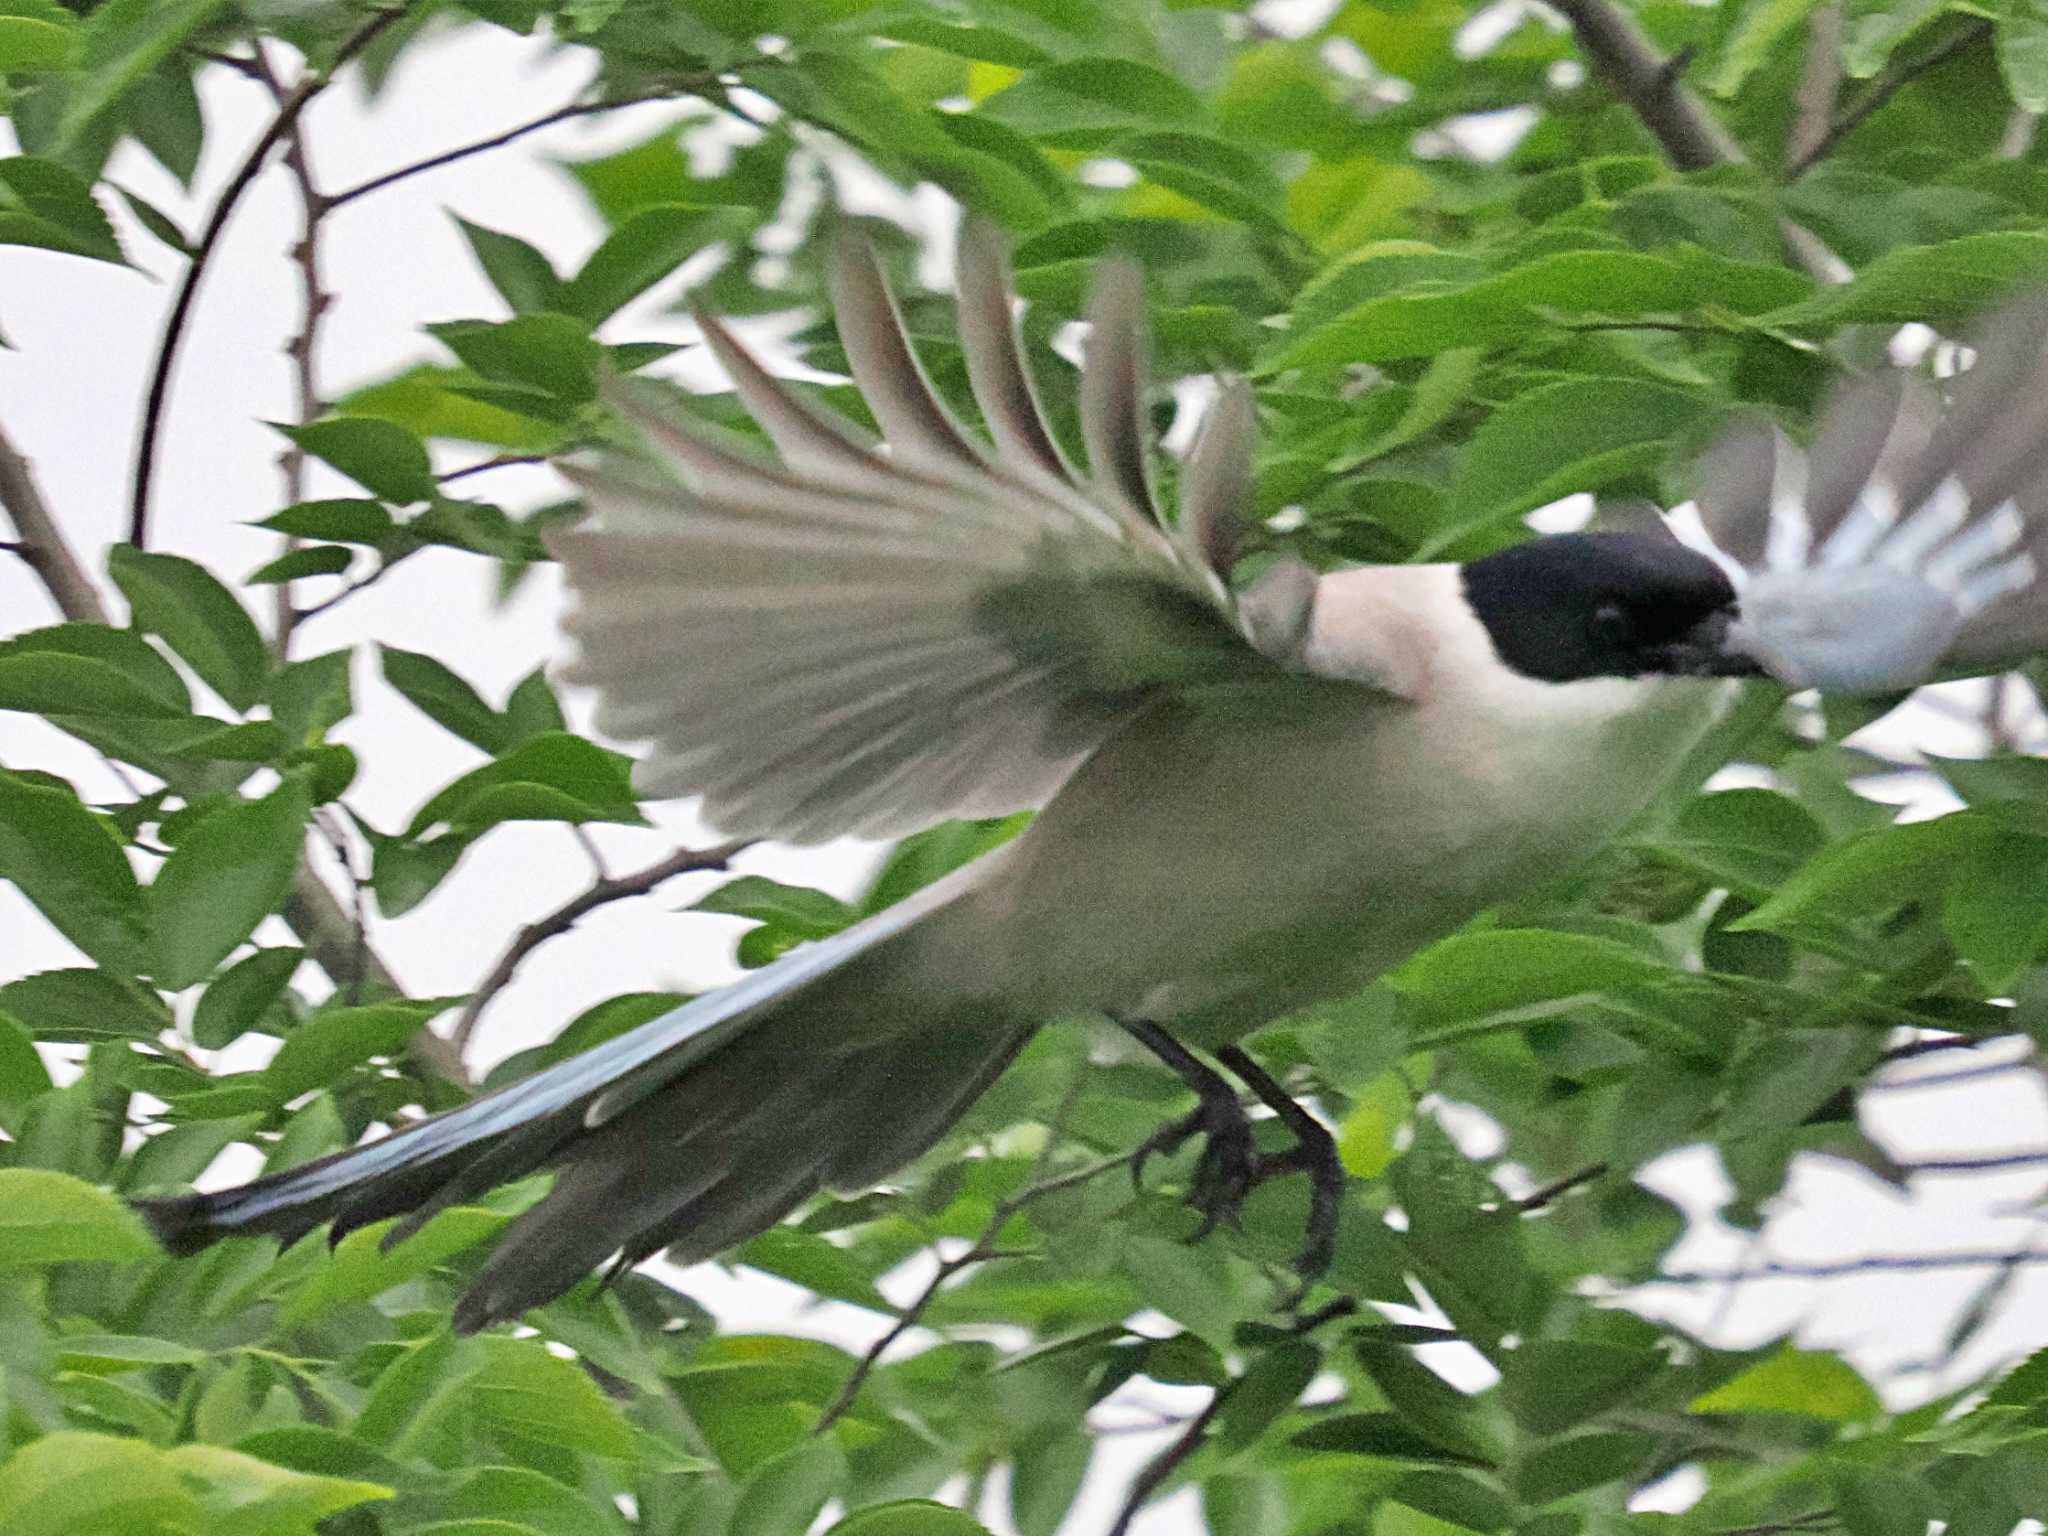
xmin=1653 ymin=608 xmax=1769 ymax=677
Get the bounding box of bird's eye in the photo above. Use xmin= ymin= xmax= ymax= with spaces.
xmin=1590 ymin=601 xmax=1630 ymax=635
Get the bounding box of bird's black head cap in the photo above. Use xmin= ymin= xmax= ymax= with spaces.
xmin=1461 ymin=531 xmax=1757 ymax=683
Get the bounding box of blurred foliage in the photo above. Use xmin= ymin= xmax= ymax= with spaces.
xmin=6 ymin=0 xmax=2048 ymax=1533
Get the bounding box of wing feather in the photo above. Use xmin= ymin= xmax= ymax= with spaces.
xmin=550 ymin=219 xmax=1384 ymax=844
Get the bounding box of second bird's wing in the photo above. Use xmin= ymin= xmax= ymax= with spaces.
xmin=1680 ymin=294 xmax=2048 ymax=693
xmin=550 ymin=221 xmax=1329 ymax=846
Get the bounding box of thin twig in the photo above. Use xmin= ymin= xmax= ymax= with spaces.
xmin=247 ymin=41 xmax=331 ymax=658
xmin=291 ymin=561 xmax=394 ymax=626
xmin=1871 ymin=1056 xmax=2037 ymax=1092
xmin=1716 ymin=1509 xmax=1836 ymax=1536
xmin=2 ymin=416 xmax=464 ymax=1081
xmin=322 ymin=94 xmax=666 ymax=211
xmin=1107 ymin=1386 xmax=1229 ymax=1536
xmin=1784 ymin=2 xmax=1843 ymax=175
xmin=1640 ymin=1248 xmax=2048 ymax=1285
xmin=814 ymin=1135 xmax=1141 ymax=1434
xmin=439 ymin=452 xmax=549 ymax=484
xmin=447 ymin=839 xmax=752 ymax=1059
xmin=130 ymin=6 xmax=408 ymax=548
xmin=0 ymin=423 xmax=110 ymax=623
xmin=1896 ymin=1150 xmax=2048 ymax=1175
xmin=1788 ymin=19 xmax=1993 ymax=178
xmin=1513 ymin=1161 xmax=1609 ymax=1213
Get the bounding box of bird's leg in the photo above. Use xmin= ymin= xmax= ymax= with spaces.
xmin=1121 ymin=1019 xmax=1258 ymax=1240
xmin=1119 ymin=1023 xmax=1347 ymax=1302
xmin=1216 ymin=1045 xmax=1345 ymax=1302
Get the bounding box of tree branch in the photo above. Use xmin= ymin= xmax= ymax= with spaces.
xmin=1641 ymin=1248 xmax=2048 ymax=1285
xmin=322 ymin=94 xmax=666 ymax=212
xmin=2 ymin=412 xmax=464 ymax=1085
xmin=246 ymin=41 xmax=332 ymax=658
xmin=130 ymin=6 xmax=408 ymax=549
xmin=814 ymin=1126 xmax=1142 ymax=1434
xmin=447 ymin=838 xmax=752 ymax=1060
xmin=1107 ymin=1385 xmax=1229 ymax=1536
xmin=1514 ymin=1161 xmax=1609 ymax=1213
xmin=1784 ymin=2 xmax=1844 ymax=174
xmin=1545 ymin=0 xmax=1745 ymax=171
xmin=1787 ymin=18 xmax=1993 ymax=179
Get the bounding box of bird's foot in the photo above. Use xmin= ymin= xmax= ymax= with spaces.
xmin=1118 ymin=1021 xmax=1348 ymax=1307
xmin=1132 ymin=1079 xmax=1259 ymax=1241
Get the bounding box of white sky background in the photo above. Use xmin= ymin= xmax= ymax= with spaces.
xmin=1 ymin=17 xmax=2046 ymax=1536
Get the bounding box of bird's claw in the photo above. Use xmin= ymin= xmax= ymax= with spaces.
xmin=1132 ymin=1092 xmax=1257 ymax=1242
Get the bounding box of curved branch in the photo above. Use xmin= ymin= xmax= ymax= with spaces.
xmin=322 ymin=94 xmax=666 ymax=212
xmin=129 ymin=6 xmax=407 ymax=549
xmin=1641 ymin=1247 xmax=2048 ymax=1284
xmin=1788 ymin=19 xmax=1993 ymax=179
xmin=1546 ymin=0 xmax=1745 ymax=171
xmin=448 ymin=837 xmax=752 ymax=1059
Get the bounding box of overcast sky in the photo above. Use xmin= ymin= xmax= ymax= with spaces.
xmin=3 ymin=20 xmax=2047 ymax=1534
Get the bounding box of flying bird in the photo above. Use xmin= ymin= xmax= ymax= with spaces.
xmin=136 ymin=223 xmax=2048 ymax=1332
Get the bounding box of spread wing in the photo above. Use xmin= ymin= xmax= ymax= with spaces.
xmin=549 ymin=220 xmax=1332 ymax=844
xmin=1680 ymin=292 xmax=2048 ymax=693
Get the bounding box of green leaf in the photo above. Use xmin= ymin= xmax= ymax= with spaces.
xmin=379 ymin=644 xmax=509 ymax=752
xmin=263 ymin=1000 xmax=450 ymax=1101
xmin=1215 ymin=1341 xmax=1321 ymax=1451
xmin=0 ymin=767 xmax=146 ymax=972
xmin=0 ymin=1431 xmax=197 ymax=1536
xmin=111 ymin=181 xmax=191 ymax=255
xmin=1711 ymin=0 xmax=1822 ymax=96
xmin=0 ymin=622 xmax=189 ymax=718
xmin=428 ymin=314 xmax=599 ymax=402
xmin=2000 ymin=0 xmax=2048 ymax=113
xmin=1513 ymin=1430 xmax=1653 ymax=1504
xmin=0 ymin=1015 xmax=51 ymax=1124
xmin=1446 ymin=380 xmax=1703 ymax=530
xmin=1761 ymin=231 xmax=2048 ymax=331
xmin=256 ymin=498 xmax=396 ymax=545
xmin=455 ymin=214 xmax=565 ymax=314
xmin=280 ymin=1205 xmax=504 ymax=1323
xmin=46 ymin=0 xmax=231 ymax=161
xmin=1372 ymin=1505 xmax=1486 ymax=1536
xmin=270 ymin=648 xmax=353 ymax=746
xmin=1336 ymin=1070 xmax=1412 ymax=1178
xmin=391 ymin=1467 xmax=623 ymax=1536
xmin=731 ymin=1438 xmax=845 ymax=1536
xmin=1642 ymin=787 xmax=1827 ymax=897
xmin=190 ymin=945 xmax=301 ymax=1049
xmin=1392 ymin=929 xmax=1669 ymax=1029
xmin=1289 ymin=1411 xmax=1490 ymax=1467
xmin=1943 ymin=833 xmax=2048 ymax=990
xmin=822 ymin=1503 xmax=994 ymax=1536
xmin=408 ymin=732 xmax=644 ymax=835
xmin=108 ymin=546 xmax=270 ymax=713
xmin=165 ymin=1441 xmax=391 ymax=1528
xmin=0 ymin=1167 xmax=157 ymax=1266
xmin=1689 ymin=1345 xmax=1882 ymax=1421
xmin=563 ymin=203 xmax=751 ymax=323
xmin=247 ymin=545 xmax=353 ymax=584
xmin=502 ymin=667 xmax=564 ymax=742
xmin=146 ymin=775 xmax=313 ymax=989
xmin=0 ymin=10 xmax=76 ymax=72
xmin=278 ymin=417 xmax=437 ymax=504
xmin=693 ymin=876 xmax=859 ymax=939
xmin=0 ymin=155 xmax=123 ymax=262
xmin=470 ymin=1334 xmax=638 ymax=1456
xmin=1010 ymin=1424 xmax=1091 ymax=1536
xmin=1718 ymin=1028 xmax=1871 ymax=1140
xmin=1499 ymin=1341 xmax=1660 ymax=1434
xmin=0 ymin=967 xmax=167 ymax=1042
xmin=1833 ymin=1464 xmax=1941 ymax=1536
xmin=980 ymin=57 xmax=1206 ymax=141
xmin=55 ymin=1332 xmax=205 ymax=1373
xmin=863 ymin=815 xmax=1030 ymax=914
xmin=1733 ymin=813 xmax=1989 ymax=938
xmin=123 ymin=1113 xmax=262 ymax=1191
